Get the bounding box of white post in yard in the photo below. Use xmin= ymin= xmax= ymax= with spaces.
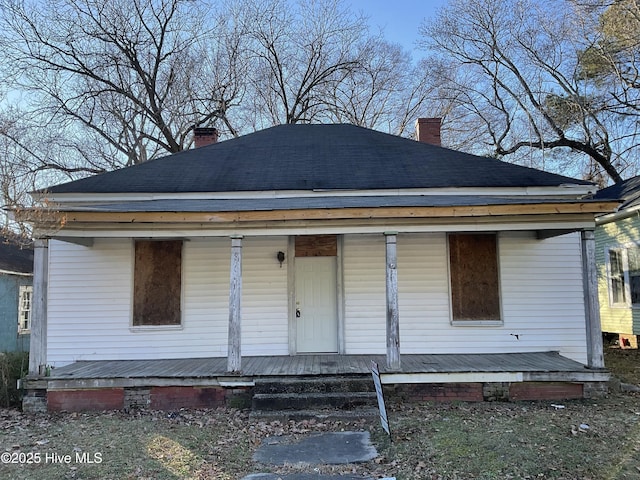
xmin=29 ymin=239 xmax=49 ymax=376
xmin=227 ymin=235 xmax=243 ymax=373
xmin=582 ymin=229 xmax=604 ymax=369
xmin=385 ymin=232 xmax=401 ymax=371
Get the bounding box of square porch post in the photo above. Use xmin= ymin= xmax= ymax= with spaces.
xmin=385 ymin=232 xmax=401 ymax=371
xmin=227 ymin=235 xmax=243 ymax=373
xmin=581 ymin=229 xmax=604 ymax=368
xmin=29 ymin=239 xmax=49 ymax=375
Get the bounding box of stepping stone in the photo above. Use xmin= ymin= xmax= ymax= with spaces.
xmin=243 ymin=474 xmax=375 ymax=480
xmin=253 ymin=431 xmax=378 ymax=466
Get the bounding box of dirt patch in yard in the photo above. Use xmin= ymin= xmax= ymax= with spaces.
xmin=605 ymin=346 xmax=640 ymax=386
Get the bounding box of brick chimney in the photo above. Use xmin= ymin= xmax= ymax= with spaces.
xmin=193 ymin=127 xmax=218 ymax=148
xmin=415 ymin=118 xmax=441 ymax=146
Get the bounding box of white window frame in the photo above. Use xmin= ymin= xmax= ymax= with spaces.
xmin=17 ymin=285 xmax=33 ymax=334
xmin=606 ymin=244 xmax=640 ymax=308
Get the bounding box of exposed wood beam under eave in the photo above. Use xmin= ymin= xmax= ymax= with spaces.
xmin=42 ymin=201 xmax=618 ymax=226
xmin=32 ymin=214 xmax=603 ymax=239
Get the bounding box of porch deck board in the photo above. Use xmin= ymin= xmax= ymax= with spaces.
xmin=299 ymin=356 xmax=310 ymax=375
xmin=261 ymin=355 xmax=278 ymax=375
xmin=265 ymin=355 xmax=285 ymax=375
xmin=244 ymin=356 xmax=269 ymax=376
xmin=47 ymin=351 xmax=593 ymax=381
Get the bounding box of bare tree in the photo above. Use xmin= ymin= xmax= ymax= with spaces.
xmin=325 ymin=36 xmax=446 ymax=136
xmin=236 ymin=0 xmax=369 ymax=125
xmin=233 ymin=0 xmax=441 ymax=135
xmin=420 ymin=0 xmax=639 ymax=183
xmin=0 ymin=0 xmax=434 ymax=166
xmin=0 ymin=0 xmax=441 ymax=233
xmin=235 ymin=0 xmax=384 ymax=125
xmin=0 ymin=0 xmax=245 ymax=172
xmin=0 ymin=108 xmax=46 ymax=238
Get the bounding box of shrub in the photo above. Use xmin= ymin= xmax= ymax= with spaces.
xmin=0 ymin=352 xmax=29 ymax=407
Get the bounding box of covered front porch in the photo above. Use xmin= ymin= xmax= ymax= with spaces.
xmin=27 ymin=351 xmax=608 ymax=388
xmin=21 ymin=352 xmax=609 ymax=412
xmin=24 ymin=352 xmax=609 ymax=411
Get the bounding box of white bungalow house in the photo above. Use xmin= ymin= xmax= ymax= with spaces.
xmin=22 ymin=119 xmax=615 ymax=411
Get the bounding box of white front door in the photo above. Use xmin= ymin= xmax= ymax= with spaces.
xmin=295 ymin=256 xmax=338 ymax=353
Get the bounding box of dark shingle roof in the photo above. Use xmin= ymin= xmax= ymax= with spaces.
xmin=46 ymin=124 xmax=591 ymax=194
xmin=0 ymin=236 xmax=33 ymax=274
xmin=594 ymin=175 xmax=640 ymax=209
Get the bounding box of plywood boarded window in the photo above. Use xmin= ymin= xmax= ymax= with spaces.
xmin=295 ymin=235 xmax=337 ymax=257
xmin=133 ymin=240 xmax=182 ymax=326
xmin=448 ymin=233 xmax=501 ymax=321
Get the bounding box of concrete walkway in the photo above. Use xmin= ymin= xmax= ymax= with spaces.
xmin=243 ymin=431 xmax=392 ymax=480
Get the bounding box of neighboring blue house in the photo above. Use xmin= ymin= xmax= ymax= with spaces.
xmin=0 ymin=236 xmax=33 ymax=352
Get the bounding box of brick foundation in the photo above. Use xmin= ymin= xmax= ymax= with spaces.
xmin=46 ymin=385 xmax=232 ymax=412
xmin=48 ymin=388 xmax=124 ymax=412
xmin=150 ymin=386 xmax=227 ymax=410
xmin=392 ymin=382 xmax=485 ymax=402
xmin=509 ymin=382 xmax=583 ymax=401
xmin=386 ymin=381 xmax=592 ymax=404
xmin=36 ymin=379 xmax=603 ymax=412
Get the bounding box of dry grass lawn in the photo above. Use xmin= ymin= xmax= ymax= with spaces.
xmin=0 ymin=347 xmax=638 ymax=480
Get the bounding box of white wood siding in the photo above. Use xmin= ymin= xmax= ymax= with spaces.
xmin=48 ymin=231 xmax=588 ymax=366
xmin=48 ymin=237 xmax=289 ymax=366
xmin=396 ymin=233 xmax=450 ymax=352
xmin=499 ymin=232 xmax=587 ymax=363
xmin=48 ymin=239 xmax=131 ymax=366
xmin=343 ymin=234 xmax=386 ymax=354
xmin=344 ymin=232 xmax=588 ymax=363
xmin=241 ymin=237 xmax=289 ymax=355
xmin=47 ymin=238 xmax=232 ymax=366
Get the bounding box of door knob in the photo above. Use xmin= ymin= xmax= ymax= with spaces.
xmin=296 ymin=308 xmax=301 ymax=318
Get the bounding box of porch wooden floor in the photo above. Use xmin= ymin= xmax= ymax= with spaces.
xmin=47 ymin=352 xmax=599 ymax=380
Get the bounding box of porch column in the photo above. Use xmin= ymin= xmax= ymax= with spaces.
xmin=385 ymin=232 xmax=401 ymax=371
xmin=227 ymin=235 xmax=243 ymax=373
xmin=582 ymin=229 xmax=604 ymax=369
xmin=29 ymin=239 xmax=49 ymax=376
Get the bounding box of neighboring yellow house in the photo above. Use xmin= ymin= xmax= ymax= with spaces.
xmin=595 ymin=177 xmax=640 ymax=347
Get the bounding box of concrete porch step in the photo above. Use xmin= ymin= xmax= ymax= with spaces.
xmin=252 ymin=392 xmax=376 ymax=411
xmin=249 ymin=406 xmax=379 ymax=422
xmin=253 ymin=375 xmax=374 ymax=395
